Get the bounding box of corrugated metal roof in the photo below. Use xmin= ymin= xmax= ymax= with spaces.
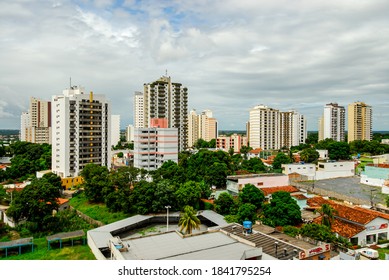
xmin=198 ymin=210 xmax=230 ymax=227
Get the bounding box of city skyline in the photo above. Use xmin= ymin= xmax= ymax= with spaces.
xmin=1 ymin=1 xmax=389 ymax=131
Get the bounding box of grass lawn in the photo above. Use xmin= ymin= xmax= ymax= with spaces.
xmin=0 ymin=236 xmax=95 ymax=260
xmin=378 ymin=247 xmax=389 ymax=260
xmin=69 ymin=193 xmax=131 ymax=225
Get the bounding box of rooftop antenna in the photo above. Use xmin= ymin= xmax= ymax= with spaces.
xmin=70 ymin=77 xmax=72 ymax=89
xmin=165 ymin=69 xmax=168 ymax=77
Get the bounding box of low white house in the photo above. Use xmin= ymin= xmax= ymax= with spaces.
xmin=360 ymin=165 xmax=389 ymax=194
xmin=315 ymin=161 xmax=355 ymax=180
xmin=316 ymin=150 xmax=329 ymax=160
xmin=226 ymin=174 xmax=289 ymax=195
xmin=282 ymin=163 xmax=316 ymax=179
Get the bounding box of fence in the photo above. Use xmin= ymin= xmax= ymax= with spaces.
xmin=70 ymin=206 xmax=104 ymax=227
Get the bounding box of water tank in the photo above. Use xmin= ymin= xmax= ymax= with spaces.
xmin=243 ymin=221 xmax=252 ymax=234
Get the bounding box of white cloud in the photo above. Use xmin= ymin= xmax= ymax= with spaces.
xmin=0 ymin=0 xmax=389 ymax=131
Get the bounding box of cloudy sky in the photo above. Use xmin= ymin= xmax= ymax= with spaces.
xmin=1 ymin=0 xmax=389 ymax=131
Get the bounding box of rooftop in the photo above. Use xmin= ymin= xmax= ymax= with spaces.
xmin=259 ymin=186 xmax=299 ymax=196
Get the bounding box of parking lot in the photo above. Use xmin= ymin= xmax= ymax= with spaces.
xmin=298 ymin=176 xmax=387 ymax=206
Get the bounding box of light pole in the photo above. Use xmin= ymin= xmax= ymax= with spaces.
xmin=370 ymin=189 xmax=377 ymax=208
xmin=165 ymin=205 xmax=171 ymax=232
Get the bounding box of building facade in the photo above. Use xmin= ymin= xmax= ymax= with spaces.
xmin=319 ymin=103 xmax=345 ymax=141
xmin=126 ymin=124 xmax=134 ymax=142
xmin=188 ymin=109 xmax=218 ymax=147
xmin=133 ymin=124 xmax=178 ymax=171
xmin=249 ymin=105 xmax=306 ymax=150
xmin=20 ymin=97 xmax=52 ymax=144
xmin=216 ymin=134 xmax=248 ymax=153
xmin=133 ymin=91 xmax=144 ymax=129
xmin=143 ymin=76 xmax=188 ymax=151
xmin=51 ymin=86 xmax=111 ymax=178
xmin=111 ymin=115 xmax=121 ymax=147
xmin=348 ymin=101 xmax=372 ymax=142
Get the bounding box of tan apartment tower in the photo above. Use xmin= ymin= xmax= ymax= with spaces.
xmin=188 ymin=109 xmax=218 ymax=147
xmin=348 ymin=101 xmax=372 ymax=142
xmin=20 ymin=97 xmax=52 ymax=144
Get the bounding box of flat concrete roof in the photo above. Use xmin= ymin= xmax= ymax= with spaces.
xmin=120 ymin=231 xmax=263 ymax=260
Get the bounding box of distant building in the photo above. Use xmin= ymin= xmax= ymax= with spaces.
xmin=281 ymin=163 xmax=316 ymax=180
xmin=348 ymin=101 xmax=372 ymax=143
xmin=319 ymin=103 xmax=345 ymax=141
xmin=111 ymin=115 xmax=121 ymax=147
xmin=216 ymin=133 xmax=247 ymax=153
xmin=125 ymin=124 xmax=134 ymax=142
xmin=51 ymin=86 xmax=111 ymax=178
xmin=20 ymin=97 xmax=52 ymax=144
xmin=133 ymin=91 xmax=144 ymax=128
xmin=188 ymin=109 xmax=218 ymax=147
xmin=226 ymin=174 xmax=290 ymax=195
xmin=249 ymin=105 xmax=306 ymax=150
xmin=133 ymin=118 xmax=178 ymax=171
xmin=143 ymin=76 xmax=188 ymax=151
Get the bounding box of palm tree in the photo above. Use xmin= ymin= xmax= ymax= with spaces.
xmin=314 ymin=204 xmax=337 ymax=228
xmin=178 ymin=205 xmax=201 ymax=235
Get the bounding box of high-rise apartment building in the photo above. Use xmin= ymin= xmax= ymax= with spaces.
xmin=188 ymin=109 xmax=218 ymax=147
xmin=51 ymin=86 xmax=111 ymax=178
xmin=20 ymin=97 xmax=52 ymax=144
xmin=348 ymin=101 xmax=372 ymax=142
xmin=111 ymin=115 xmax=121 ymax=147
xmin=143 ymin=75 xmax=188 ymax=151
xmin=319 ymin=103 xmax=345 ymax=142
xmin=249 ymin=106 xmax=306 ymax=150
xmin=133 ymin=91 xmax=144 ymax=128
xmin=126 ymin=124 xmax=134 ymax=142
xmin=249 ymin=105 xmax=280 ymax=150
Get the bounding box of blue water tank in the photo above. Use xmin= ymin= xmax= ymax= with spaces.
xmin=243 ymin=221 xmax=252 ymax=234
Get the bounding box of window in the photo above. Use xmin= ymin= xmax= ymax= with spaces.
xmin=378 ymin=232 xmax=388 ymax=242
xmin=366 ymin=234 xmax=376 ymax=244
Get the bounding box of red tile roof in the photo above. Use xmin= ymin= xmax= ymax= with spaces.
xmin=260 ymin=185 xmax=299 ymax=196
xmin=313 ymin=216 xmax=365 ymax=238
xmin=249 ymin=148 xmax=262 ymax=154
xmin=307 ymin=197 xmax=387 ymax=225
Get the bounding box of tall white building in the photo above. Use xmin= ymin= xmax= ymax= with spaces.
xmin=319 ymin=103 xmax=345 ymax=142
xmin=126 ymin=124 xmax=134 ymax=142
xmin=20 ymin=97 xmax=52 ymax=144
xmin=51 ymin=86 xmax=111 ymax=178
xmin=188 ymin=109 xmax=218 ymax=147
xmin=249 ymin=106 xmax=306 ymax=150
xmin=111 ymin=115 xmax=121 ymax=147
xmin=143 ymin=75 xmax=188 ymax=151
xmin=133 ymin=91 xmax=144 ymax=128
xmin=249 ymin=105 xmax=280 ymax=150
xmin=20 ymin=112 xmax=30 ymax=142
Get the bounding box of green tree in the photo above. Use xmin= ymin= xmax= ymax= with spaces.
xmin=263 ymin=191 xmax=301 ymax=226
xmin=239 ymin=146 xmax=252 ymax=160
xmin=81 ymin=164 xmax=113 ymax=203
xmin=300 ymin=148 xmax=320 ymax=163
xmin=306 ymin=132 xmax=318 ymax=145
xmin=299 ymin=223 xmax=335 ymax=243
xmin=175 ymin=181 xmax=202 ymax=209
xmin=204 ymin=162 xmax=228 ymax=188
xmin=178 ymin=205 xmax=201 ymax=234
xmin=314 ymin=204 xmax=337 ymax=228
xmin=237 ymin=203 xmax=257 ymax=223
xmin=386 ymin=195 xmax=389 ymax=208
xmin=272 ymin=152 xmax=292 ymax=170
xmin=214 ymin=192 xmax=235 ymax=215
xmin=328 ymin=141 xmax=350 ymax=160
xmin=315 ymin=138 xmax=335 ymax=150
xmin=6 ymin=177 xmax=61 ymax=230
xmin=239 ymin=184 xmax=265 ymax=210
xmin=241 ymin=157 xmax=266 ymax=173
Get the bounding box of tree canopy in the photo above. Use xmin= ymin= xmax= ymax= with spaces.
xmin=239 ymin=184 xmax=265 ymax=210
xmin=263 ymin=191 xmax=301 ymax=227
xmin=272 ymin=152 xmax=292 ymax=170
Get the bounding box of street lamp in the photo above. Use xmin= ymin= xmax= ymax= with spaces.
xmin=370 ymin=189 xmax=377 ymax=208
xmin=274 ymin=241 xmax=279 ymax=258
xmin=165 ymin=205 xmax=171 ymax=232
